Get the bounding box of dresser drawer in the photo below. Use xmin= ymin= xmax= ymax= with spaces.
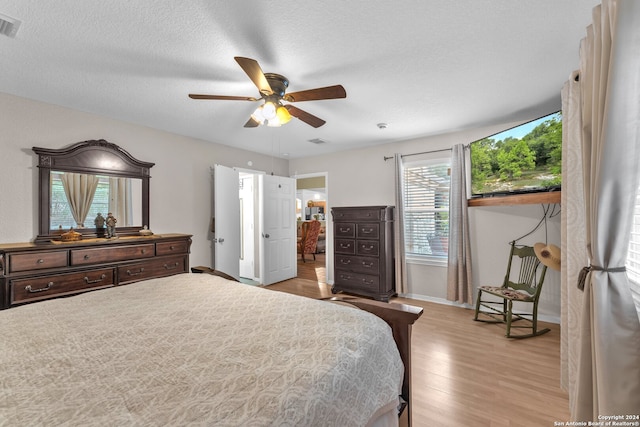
xmin=335 ymin=239 xmax=356 ymax=254
xmin=357 ymin=223 xmax=379 ymax=239
xmin=334 ymin=270 xmax=380 ymax=292
xmin=335 ymin=223 xmax=356 ymax=238
xmin=8 ymin=251 xmax=68 ymax=273
xmin=11 ymin=268 xmax=115 ymax=304
xmin=71 ymin=244 xmax=155 ymax=266
xmin=156 ymin=240 xmax=189 ymax=256
xmin=118 ymin=255 xmax=186 ymax=285
xmin=335 ymin=254 xmax=380 ymax=275
xmin=356 ymin=240 xmax=380 ymax=257
xmin=333 ymin=208 xmax=382 ymax=221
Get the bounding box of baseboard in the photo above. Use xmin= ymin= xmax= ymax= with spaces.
xmin=398 ymin=292 xmax=560 ymax=324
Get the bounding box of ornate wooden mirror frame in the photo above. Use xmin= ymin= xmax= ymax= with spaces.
xmin=33 ymin=139 xmax=154 ymax=243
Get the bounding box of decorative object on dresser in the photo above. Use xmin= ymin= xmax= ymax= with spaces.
xmin=0 ymin=234 xmax=192 ymax=309
xmin=332 ymin=206 xmax=395 ymax=302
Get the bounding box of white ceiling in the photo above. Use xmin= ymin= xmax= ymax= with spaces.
xmin=0 ymin=1 xmax=596 ymax=159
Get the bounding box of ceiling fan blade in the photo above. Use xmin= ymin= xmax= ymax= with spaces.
xmin=284 ymin=105 xmax=326 ymax=128
xmin=283 ymin=85 xmax=346 ymax=102
xmin=244 ymin=116 xmax=261 ymax=128
xmin=189 ymin=94 xmax=258 ymax=101
xmin=234 ymin=57 xmax=273 ymax=96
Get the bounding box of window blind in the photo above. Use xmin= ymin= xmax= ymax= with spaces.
xmin=403 ymin=160 xmax=451 ymax=258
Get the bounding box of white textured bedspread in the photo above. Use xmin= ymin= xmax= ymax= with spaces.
xmin=0 ymin=273 xmax=403 ymax=426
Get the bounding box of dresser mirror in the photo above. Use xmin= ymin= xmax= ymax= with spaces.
xmin=33 ymin=140 xmax=154 ymax=242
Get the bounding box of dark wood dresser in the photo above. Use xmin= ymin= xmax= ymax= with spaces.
xmin=332 ymin=206 xmax=395 ymax=302
xmin=0 ymin=233 xmax=191 ymax=309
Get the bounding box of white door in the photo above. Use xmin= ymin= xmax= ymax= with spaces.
xmin=259 ymin=174 xmax=297 ymax=285
xmin=213 ymin=164 xmax=240 ymax=280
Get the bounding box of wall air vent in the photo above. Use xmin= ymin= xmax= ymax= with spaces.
xmin=0 ymin=13 xmax=21 ymax=38
xmin=308 ymin=138 xmax=327 ymax=145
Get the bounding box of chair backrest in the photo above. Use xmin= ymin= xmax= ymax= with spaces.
xmin=301 ymin=220 xmax=322 ymax=254
xmin=503 ymin=241 xmax=547 ymax=297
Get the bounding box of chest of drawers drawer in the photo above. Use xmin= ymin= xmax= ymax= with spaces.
xmin=333 ymin=208 xmax=382 ymax=221
xmin=335 ymin=239 xmax=356 ymax=254
xmin=8 ymin=251 xmax=68 ymax=273
xmin=356 ymin=223 xmax=379 ymax=239
xmin=118 ymin=255 xmax=186 ymax=285
xmin=335 ymin=223 xmax=356 ymax=238
xmin=71 ymin=244 xmax=155 ymax=265
xmin=334 ymin=270 xmax=380 ymax=292
xmin=11 ymin=268 xmax=115 ymax=304
xmin=156 ymin=240 xmax=189 ymax=256
xmin=356 ymin=240 xmax=380 ymax=257
xmin=335 ymin=254 xmax=380 ymax=275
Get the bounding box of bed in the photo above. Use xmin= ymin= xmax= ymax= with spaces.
xmin=0 ymin=273 xmax=413 ymax=426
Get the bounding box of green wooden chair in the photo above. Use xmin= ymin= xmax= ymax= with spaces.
xmin=473 ymin=241 xmax=550 ymax=338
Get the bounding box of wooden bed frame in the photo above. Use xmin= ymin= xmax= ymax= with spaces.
xmin=191 ymin=266 xmax=424 ymax=426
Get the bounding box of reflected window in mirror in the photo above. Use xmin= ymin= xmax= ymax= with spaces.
xmin=50 ymin=171 xmax=142 ymax=229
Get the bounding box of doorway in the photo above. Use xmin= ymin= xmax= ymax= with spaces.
xmin=295 ymin=173 xmax=328 ymax=284
xmin=213 ymin=165 xmax=296 ymax=285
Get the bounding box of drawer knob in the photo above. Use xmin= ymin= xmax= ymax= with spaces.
xmin=339 ymin=227 xmax=351 ymax=233
xmin=25 ymin=282 xmax=53 ymax=293
xmin=84 ymin=255 xmax=90 ymax=260
xmin=340 ymin=259 xmax=351 ymax=265
xmin=362 ymin=228 xmax=373 ymax=233
xmin=362 ymin=262 xmax=374 ymax=268
xmin=37 ymin=259 xmax=44 ymax=264
xmin=141 ymin=249 xmax=147 ymax=254
xmin=340 ymin=243 xmax=351 ymax=249
xmin=169 ymin=245 xmax=175 ymax=250
xmin=84 ymin=274 xmax=107 ymax=284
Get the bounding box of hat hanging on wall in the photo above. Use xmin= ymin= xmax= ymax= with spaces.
xmin=534 ymin=243 xmax=561 ymax=271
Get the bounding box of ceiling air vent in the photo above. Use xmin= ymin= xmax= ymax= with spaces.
xmin=0 ymin=13 xmax=21 ymax=38
xmin=308 ymin=138 xmax=327 ymax=145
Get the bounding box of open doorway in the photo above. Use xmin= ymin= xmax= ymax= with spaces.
xmin=295 ymin=173 xmax=328 ymax=284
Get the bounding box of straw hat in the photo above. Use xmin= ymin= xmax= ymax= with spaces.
xmin=534 ymin=243 xmax=561 ymax=271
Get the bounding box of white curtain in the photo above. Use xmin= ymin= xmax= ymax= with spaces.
xmin=109 ymin=177 xmax=133 ymax=226
xmin=446 ymin=144 xmax=473 ymax=304
xmin=394 ymin=154 xmax=408 ymax=294
xmin=561 ymin=0 xmax=640 ymax=420
xmin=60 ymin=172 xmax=99 ymax=228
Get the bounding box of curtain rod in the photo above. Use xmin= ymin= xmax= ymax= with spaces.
xmin=383 ymin=147 xmax=453 ymax=161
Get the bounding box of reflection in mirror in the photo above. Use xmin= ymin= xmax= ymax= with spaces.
xmin=50 ymin=171 xmax=142 ymax=229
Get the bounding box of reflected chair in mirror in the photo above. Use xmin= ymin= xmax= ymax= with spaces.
xmin=473 ymin=241 xmax=550 ymax=338
xmin=297 ymin=220 xmax=322 ymax=263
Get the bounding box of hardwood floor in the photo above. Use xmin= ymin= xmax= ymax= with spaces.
xmin=266 ymin=276 xmax=571 ymax=427
xmin=296 ymin=252 xmax=326 ymax=283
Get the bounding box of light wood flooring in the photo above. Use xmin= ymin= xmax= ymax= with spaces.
xmin=269 ymin=262 xmax=571 ymax=427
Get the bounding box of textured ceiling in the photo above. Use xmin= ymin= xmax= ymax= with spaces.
xmin=0 ymin=1 xmax=596 ymax=158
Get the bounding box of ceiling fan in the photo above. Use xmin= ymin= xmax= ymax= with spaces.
xmin=189 ymin=57 xmax=346 ymax=128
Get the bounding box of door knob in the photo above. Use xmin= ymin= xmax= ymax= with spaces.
xmin=262 ymin=233 xmax=270 ymax=238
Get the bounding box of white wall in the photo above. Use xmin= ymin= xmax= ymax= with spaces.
xmin=0 ymin=92 xmax=288 ymax=269
xmin=289 ymin=123 xmax=562 ymax=322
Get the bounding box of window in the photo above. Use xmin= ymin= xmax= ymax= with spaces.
xmin=626 ymin=186 xmax=640 ymax=319
xmin=402 ymin=158 xmax=451 ymax=262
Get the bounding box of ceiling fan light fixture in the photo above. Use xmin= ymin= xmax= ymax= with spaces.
xmin=251 ymin=105 xmax=266 ymax=124
xmin=262 ymin=101 xmax=277 ymax=120
xmin=276 ymin=105 xmax=292 ymax=124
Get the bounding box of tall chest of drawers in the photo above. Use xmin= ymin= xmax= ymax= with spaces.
xmin=332 ymin=206 xmax=395 ymax=302
xmin=0 ymin=233 xmax=191 ymax=309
